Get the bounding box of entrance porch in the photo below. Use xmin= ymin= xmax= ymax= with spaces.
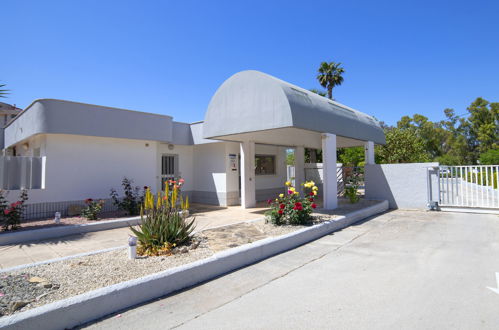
xmin=202 ymin=70 xmax=384 ymax=210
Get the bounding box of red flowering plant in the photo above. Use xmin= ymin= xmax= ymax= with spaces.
xmin=81 ymin=198 xmax=105 ymax=220
xmin=0 ymin=189 xmax=29 ymax=231
xmin=265 ymin=180 xmax=318 ymax=226
xmin=163 ymin=178 xmax=188 ymax=209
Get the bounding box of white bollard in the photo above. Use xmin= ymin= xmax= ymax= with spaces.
xmin=128 ymin=236 xmax=137 ymax=259
xmin=54 ymin=212 xmax=61 ymax=224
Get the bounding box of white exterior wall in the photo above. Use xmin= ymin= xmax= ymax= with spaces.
xmin=191 ymin=142 xmax=232 ymax=205
xmin=254 ymin=145 xmax=287 ymax=190
xmin=365 ymin=162 xmax=439 ymax=209
xmin=7 ymin=134 xmax=157 ymax=204
xmin=5 ymin=135 xmax=292 ymax=208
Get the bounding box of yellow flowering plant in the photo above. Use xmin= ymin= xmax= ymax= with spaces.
xmin=130 ymin=180 xmax=195 ymax=256
xmin=265 ymin=180 xmax=318 ymax=225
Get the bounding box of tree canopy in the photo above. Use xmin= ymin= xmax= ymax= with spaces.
xmin=316 ymin=62 xmax=345 ymax=100
xmin=375 ymin=97 xmax=498 ymax=165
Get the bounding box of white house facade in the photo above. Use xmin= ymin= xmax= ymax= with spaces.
xmin=0 ymin=70 xmax=385 ymax=218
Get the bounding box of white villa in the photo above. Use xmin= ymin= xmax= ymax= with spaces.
xmin=0 ymin=71 xmax=385 ymax=217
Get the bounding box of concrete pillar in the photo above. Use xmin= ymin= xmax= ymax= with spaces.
xmin=240 ymin=141 xmax=256 ymax=208
xmin=294 ymin=146 xmax=305 ymax=192
xmin=322 ymin=133 xmax=338 ymax=209
xmin=364 ymin=141 xmax=375 ymax=165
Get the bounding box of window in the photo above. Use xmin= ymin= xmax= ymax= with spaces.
xmin=255 ymin=155 xmax=276 ymax=175
xmin=161 ymin=154 xmax=178 ymax=189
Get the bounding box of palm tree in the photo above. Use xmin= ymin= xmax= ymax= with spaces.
xmin=316 ymin=61 xmax=345 ymax=100
xmin=0 ymin=83 xmax=8 ymax=98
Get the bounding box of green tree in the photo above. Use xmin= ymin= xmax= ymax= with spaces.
xmin=376 ymin=127 xmax=429 ymax=163
xmin=439 ymin=108 xmax=473 ymax=164
xmin=316 ymin=61 xmax=345 ymax=100
xmin=479 ymin=148 xmax=499 ymax=165
xmin=467 ymin=97 xmax=498 ymax=154
xmin=337 ymin=147 xmax=364 ymax=166
xmin=286 ymin=150 xmax=295 ymax=166
xmin=397 ymin=114 xmax=448 ymax=160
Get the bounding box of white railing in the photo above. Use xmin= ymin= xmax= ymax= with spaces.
xmin=438 ymin=165 xmax=499 ymax=208
xmin=0 ymin=156 xmax=46 ymax=190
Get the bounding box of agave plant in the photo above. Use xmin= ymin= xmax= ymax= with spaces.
xmin=130 ymin=185 xmax=195 ymax=256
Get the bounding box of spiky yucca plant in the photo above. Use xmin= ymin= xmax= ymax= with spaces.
xmin=130 ymin=186 xmax=195 ymax=256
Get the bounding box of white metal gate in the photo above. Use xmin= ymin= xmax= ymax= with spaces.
xmin=438 ymin=165 xmax=499 ymax=209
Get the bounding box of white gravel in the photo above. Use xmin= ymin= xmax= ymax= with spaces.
xmin=7 ymin=239 xmax=213 ymax=315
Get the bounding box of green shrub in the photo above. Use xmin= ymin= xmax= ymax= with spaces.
xmin=465 ymin=170 xmax=498 ymax=189
xmin=110 ymin=177 xmax=145 ymax=215
xmin=130 ymin=185 xmax=194 ymax=256
xmin=0 ymin=190 xmax=28 ymax=231
xmin=81 ymin=198 xmax=105 ymax=220
xmin=265 ymin=181 xmax=318 ymax=226
xmin=479 ymin=149 xmax=499 ymax=165
xmin=344 ymin=186 xmax=360 ymax=203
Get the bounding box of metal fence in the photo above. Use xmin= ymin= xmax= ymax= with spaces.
xmin=0 ymin=156 xmax=45 ymax=190
xmin=438 ymin=165 xmax=499 ymax=208
xmin=287 ymin=163 xmax=365 ymax=196
xmin=338 ymin=166 xmax=365 ymax=196
xmin=22 ymin=198 xmax=118 ymax=220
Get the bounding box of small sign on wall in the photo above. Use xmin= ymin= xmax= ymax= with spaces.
xmin=229 ymin=154 xmax=237 ymax=171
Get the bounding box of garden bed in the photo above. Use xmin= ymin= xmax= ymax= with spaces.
xmin=1 ymin=211 xmax=131 ymax=234
xmin=0 ymin=199 xmax=381 ymax=317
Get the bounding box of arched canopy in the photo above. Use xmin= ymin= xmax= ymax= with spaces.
xmin=203 ymin=70 xmax=385 ymax=145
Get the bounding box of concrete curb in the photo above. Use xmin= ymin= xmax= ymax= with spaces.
xmin=0 ymin=200 xmax=388 ymax=330
xmin=0 ymin=217 xmax=141 ymax=246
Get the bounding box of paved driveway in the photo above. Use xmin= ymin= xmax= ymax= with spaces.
xmin=83 ymin=210 xmax=499 ymax=330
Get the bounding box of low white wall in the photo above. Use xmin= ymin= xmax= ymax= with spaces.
xmin=365 ymin=162 xmax=439 ymax=209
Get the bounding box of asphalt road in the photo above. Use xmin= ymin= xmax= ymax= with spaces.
xmin=82 ymin=210 xmax=499 ymax=330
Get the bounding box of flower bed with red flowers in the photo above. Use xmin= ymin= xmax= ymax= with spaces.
xmin=0 ymin=189 xmax=29 ymax=231
xmin=80 ymin=198 xmax=105 ymax=220
xmin=265 ymin=180 xmax=318 ymax=225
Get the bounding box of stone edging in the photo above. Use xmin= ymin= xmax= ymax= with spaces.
xmin=0 ymin=200 xmax=389 ymax=330
xmin=0 ymin=217 xmax=141 ymax=246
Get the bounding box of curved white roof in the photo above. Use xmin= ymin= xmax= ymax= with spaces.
xmin=203 ymin=70 xmax=385 ymax=144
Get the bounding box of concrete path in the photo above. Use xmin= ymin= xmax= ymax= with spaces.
xmin=0 ymin=204 xmax=268 ymax=269
xmin=83 ymin=210 xmax=499 ymax=330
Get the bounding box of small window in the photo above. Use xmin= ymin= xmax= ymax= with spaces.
xmin=255 ymin=155 xmax=276 ymax=175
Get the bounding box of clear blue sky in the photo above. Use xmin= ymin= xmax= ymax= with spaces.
xmin=2 ymin=0 xmax=498 ymax=125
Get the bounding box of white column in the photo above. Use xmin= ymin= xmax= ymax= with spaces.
xmin=240 ymin=141 xmax=256 ymax=208
xmin=364 ymin=141 xmax=375 ymax=165
xmin=322 ymin=133 xmax=338 ymax=209
xmin=294 ymin=146 xmax=305 ymax=192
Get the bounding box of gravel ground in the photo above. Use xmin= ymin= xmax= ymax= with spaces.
xmin=2 ymin=237 xmax=212 ymax=316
